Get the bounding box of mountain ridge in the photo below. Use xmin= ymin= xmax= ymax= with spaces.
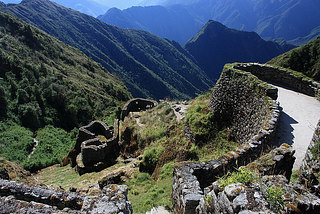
xmin=101 ymin=0 xmax=320 ymax=46
xmin=268 ymin=37 xmax=320 ymax=81
xmin=1 ymin=0 xmax=214 ymax=99
xmin=0 ymin=9 xmax=131 ymax=130
xmin=184 ymin=20 xmax=296 ymax=80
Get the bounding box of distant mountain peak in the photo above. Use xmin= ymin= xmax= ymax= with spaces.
xmin=184 ymin=20 xmax=296 ymax=80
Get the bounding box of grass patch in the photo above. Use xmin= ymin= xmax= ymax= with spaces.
xmin=218 ymin=167 xmax=259 ymax=188
xmin=124 ymin=163 xmax=174 ymax=213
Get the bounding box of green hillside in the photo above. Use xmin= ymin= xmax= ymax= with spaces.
xmin=1 ymin=0 xmax=213 ymax=99
xmin=268 ymin=37 xmax=320 ymax=81
xmin=0 ymin=10 xmax=131 ymax=171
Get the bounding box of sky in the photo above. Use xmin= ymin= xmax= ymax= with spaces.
xmin=92 ymin=0 xmax=145 ymax=9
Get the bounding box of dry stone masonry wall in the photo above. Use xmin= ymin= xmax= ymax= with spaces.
xmin=173 ymin=63 xmax=320 ymax=213
xmin=300 ymin=120 xmax=320 ymax=194
xmin=0 ymin=180 xmax=132 ymax=213
xmin=234 ymin=63 xmax=320 ymax=100
xmin=173 ymin=65 xmax=281 ymax=213
xmin=121 ymin=98 xmax=157 ymax=120
xmin=209 ymin=66 xmax=278 ymax=143
xmin=68 ymin=120 xmax=120 ymax=175
xmin=197 ymin=144 xmax=296 ymax=214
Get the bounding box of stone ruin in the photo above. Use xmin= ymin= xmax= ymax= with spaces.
xmin=67 ymin=120 xmax=120 ymax=175
xmin=0 ymin=179 xmax=132 ymax=213
xmin=63 ymin=98 xmax=158 ymax=175
xmin=234 ymin=63 xmax=320 ymax=100
xmin=172 ymin=63 xmax=320 ymax=213
xmin=121 ymin=98 xmax=158 ymax=120
xmin=0 ymin=98 xmax=160 ymax=213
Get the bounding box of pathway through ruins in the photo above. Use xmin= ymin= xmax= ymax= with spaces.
xmin=273 ymin=85 xmax=320 ymax=170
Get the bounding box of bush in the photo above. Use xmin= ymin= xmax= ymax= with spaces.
xmin=22 ymin=125 xmax=75 ymax=172
xmin=139 ymin=145 xmax=164 ymax=174
xmin=218 ymin=168 xmax=259 ymax=188
xmin=0 ymin=121 xmax=34 ymax=163
xmin=185 ymin=96 xmax=217 ymax=143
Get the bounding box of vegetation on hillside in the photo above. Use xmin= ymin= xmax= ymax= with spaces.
xmin=268 ymin=37 xmax=320 ymax=81
xmin=0 ymin=10 xmax=131 ymax=171
xmin=1 ymin=0 xmax=214 ymax=99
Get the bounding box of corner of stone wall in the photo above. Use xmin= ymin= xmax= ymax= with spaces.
xmin=233 ymin=63 xmax=320 ymax=99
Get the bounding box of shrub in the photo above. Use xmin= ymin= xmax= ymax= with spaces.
xmin=139 ymin=145 xmax=164 ymax=174
xmin=218 ymin=168 xmax=259 ymax=188
xmin=22 ymin=125 xmax=75 ymax=172
xmin=0 ymin=121 xmax=34 ymax=163
xmin=266 ymin=186 xmax=285 ymax=212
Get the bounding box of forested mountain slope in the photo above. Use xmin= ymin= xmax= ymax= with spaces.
xmin=0 ymin=10 xmax=133 ymax=171
xmin=184 ymin=20 xmax=296 ymax=80
xmin=0 ymin=10 xmax=131 ymax=130
xmin=1 ymin=0 xmax=213 ymax=99
xmin=268 ymin=37 xmax=320 ymax=81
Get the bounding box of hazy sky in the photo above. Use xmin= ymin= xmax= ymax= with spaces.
xmin=92 ymin=0 xmax=145 ymax=9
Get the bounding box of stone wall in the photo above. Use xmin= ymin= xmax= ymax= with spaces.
xmin=81 ymin=120 xmax=119 ymax=167
xmin=67 ymin=120 xmax=120 ymax=175
xmin=209 ymin=66 xmax=278 ymax=143
xmin=299 ymin=120 xmax=320 ymax=191
xmin=0 ymin=180 xmax=132 ymax=213
xmin=234 ymin=63 xmax=320 ymax=100
xmin=172 ymin=65 xmax=281 ymax=213
xmin=121 ymin=98 xmax=157 ymax=120
xmin=196 ymin=144 xmax=296 ymax=214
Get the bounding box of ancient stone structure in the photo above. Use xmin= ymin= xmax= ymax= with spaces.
xmin=0 ymin=180 xmax=132 ymax=213
xmin=173 ymin=65 xmax=281 ymax=213
xmin=300 ymin=120 xmax=320 ymax=193
xmin=68 ymin=120 xmax=120 ymax=175
xmin=121 ymin=98 xmax=157 ymax=120
xmin=234 ymin=63 xmax=320 ymax=100
xmin=208 ymin=66 xmax=278 ymax=143
xmin=197 ymin=144 xmax=296 ymax=214
xmin=172 ymin=63 xmax=320 ymax=213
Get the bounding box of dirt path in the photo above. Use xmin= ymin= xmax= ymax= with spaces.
xmin=273 ymin=85 xmax=320 ymax=170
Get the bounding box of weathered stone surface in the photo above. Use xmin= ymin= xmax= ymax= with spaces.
xmin=300 ymin=120 xmax=320 ymax=194
xmin=224 ymin=183 xmax=245 ymax=201
xmin=247 ymin=144 xmax=296 ymax=181
xmin=146 ymin=206 xmax=170 ymax=214
xmin=0 ymin=180 xmax=132 ymax=214
xmin=81 ymin=184 xmax=132 ymax=214
xmin=219 ymin=191 xmax=234 ymax=214
xmin=173 ymin=65 xmax=281 ymax=214
xmin=67 ymin=120 xmax=120 ymax=174
xmin=233 ymin=192 xmax=248 ymax=213
xmin=0 ymin=179 xmax=85 ymax=210
xmin=233 ymin=63 xmax=320 ymax=100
